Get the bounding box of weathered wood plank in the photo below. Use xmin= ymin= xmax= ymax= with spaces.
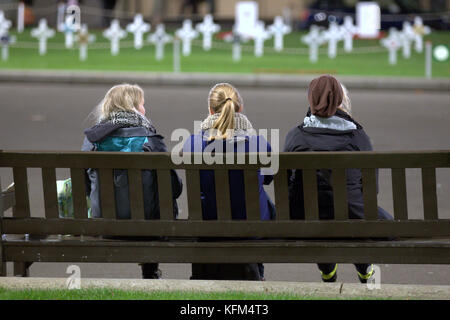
xmin=362 ymin=168 xmax=378 ymax=220
xmin=42 ymin=168 xmax=59 ymax=219
xmin=6 ymin=218 xmax=449 ymax=238
xmin=12 ymin=168 xmax=30 ymax=218
xmin=422 ymin=167 xmax=438 ymax=220
xmin=156 ymin=169 xmax=173 ymax=220
xmin=1 ymin=151 xmax=449 ymax=170
xmin=98 ymin=169 xmax=116 ymax=220
xmin=273 ymin=170 xmax=290 ymax=220
xmin=214 ymin=170 xmax=231 ymax=221
xmin=70 ymin=168 xmax=88 ymax=220
xmin=332 ymin=169 xmax=349 ymax=220
xmin=4 ymin=240 xmax=450 ymax=264
xmin=185 ymin=170 xmax=202 ymax=220
xmin=391 ymin=168 xmax=408 ymax=220
xmin=302 ymin=169 xmax=319 ymax=220
xmin=244 ymin=170 xmax=261 ymax=220
xmin=128 ymin=169 xmax=145 ymax=220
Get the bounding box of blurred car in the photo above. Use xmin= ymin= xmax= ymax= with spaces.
xmin=299 ymin=0 xmax=449 ymax=30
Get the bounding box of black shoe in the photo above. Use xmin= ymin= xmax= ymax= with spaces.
xmin=321 ymin=264 xmax=338 ymax=283
xmin=358 ymin=265 xmax=375 ymax=284
xmin=140 ymin=264 xmax=162 ymax=279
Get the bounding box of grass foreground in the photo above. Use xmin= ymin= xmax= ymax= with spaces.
xmin=0 ymin=287 xmax=390 ymax=300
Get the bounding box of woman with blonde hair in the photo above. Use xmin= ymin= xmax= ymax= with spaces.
xmin=183 ymin=83 xmax=275 ymax=281
xmin=82 ymin=84 xmax=183 ymax=279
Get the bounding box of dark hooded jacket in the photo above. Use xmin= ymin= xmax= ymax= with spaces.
xmin=82 ymin=122 xmax=183 ymax=220
xmin=283 ymin=109 xmax=392 ymax=221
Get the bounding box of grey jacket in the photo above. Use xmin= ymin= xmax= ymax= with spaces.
xmin=82 ymin=122 xmax=182 ymax=220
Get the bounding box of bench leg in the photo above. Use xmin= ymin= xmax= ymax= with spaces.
xmin=0 ymin=262 xmax=5 ymax=277
xmin=0 ymin=241 xmax=5 ymax=276
xmin=14 ymin=262 xmax=32 ymax=277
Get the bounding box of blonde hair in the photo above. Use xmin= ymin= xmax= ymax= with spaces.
xmin=100 ymin=84 xmax=144 ymax=119
xmin=338 ymin=84 xmax=352 ymax=116
xmin=208 ymin=83 xmax=243 ymax=140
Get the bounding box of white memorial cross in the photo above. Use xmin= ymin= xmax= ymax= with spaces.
xmin=301 ymin=25 xmax=325 ymax=63
xmin=322 ymin=22 xmax=344 ymax=59
xmin=400 ymin=21 xmax=415 ymax=58
xmin=147 ymin=24 xmax=173 ymax=61
xmin=126 ymin=14 xmax=151 ymax=50
xmin=268 ymin=16 xmax=291 ymax=52
xmin=76 ymin=24 xmax=95 ymax=61
xmin=224 ymin=26 xmax=248 ymax=62
xmin=103 ymin=19 xmax=127 ymax=56
xmin=31 ymin=19 xmax=55 ymax=55
xmin=412 ymin=16 xmax=431 ymax=53
xmin=196 ymin=14 xmax=220 ymax=51
xmin=176 ymin=19 xmax=199 ymax=56
xmin=1 ymin=34 xmax=16 ymax=61
xmin=381 ymin=28 xmax=401 ymax=65
xmin=340 ymin=16 xmax=358 ymax=52
xmin=0 ymin=11 xmax=12 ymax=37
xmin=252 ymin=21 xmax=271 ymax=57
xmin=60 ymin=14 xmax=80 ymax=49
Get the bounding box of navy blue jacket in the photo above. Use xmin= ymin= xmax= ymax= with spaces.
xmin=82 ymin=122 xmax=183 ymax=220
xmin=183 ymin=132 xmax=275 ymax=221
xmin=283 ymin=109 xmax=392 ymax=221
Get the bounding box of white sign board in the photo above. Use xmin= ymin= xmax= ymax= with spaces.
xmin=356 ymin=2 xmax=380 ymax=38
xmin=235 ymin=1 xmax=258 ymax=38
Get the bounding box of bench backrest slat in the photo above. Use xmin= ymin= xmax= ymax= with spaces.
xmin=127 ymin=169 xmax=145 ymax=220
xmin=70 ymin=168 xmax=88 ymax=219
xmin=12 ymin=167 xmax=30 ymax=218
xmin=98 ymin=168 xmax=116 ymax=220
xmin=331 ymin=169 xmax=349 ymax=220
xmin=422 ymin=167 xmax=438 ymax=220
xmin=302 ymin=169 xmax=319 ymax=220
xmin=391 ymin=168 xmax=408 ymax=220
xmin=214 ymin=169 xmax=232 ymax=220
xmin=156 ymin=169 xmax=174 ymax=220
xmin=362 ymin=168 xmax=379 ymax=220
xmin=273 ymin=170 xmax=290 ymax=220
xmin=185 ymin=169 xmax=202 ymax=220
xmin=41 ymin=168 xmax=59 ymax=219
xmin=244 ymin=170 xmax=261 ymax=220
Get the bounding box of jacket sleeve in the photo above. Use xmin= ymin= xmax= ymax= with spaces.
xmin=81 ymin=137 xmax=94 ymax=195
xmin=144 ymin=134 xmax=183 ymax=199
xmin=353 ymin=129 xmax=379 ymax=194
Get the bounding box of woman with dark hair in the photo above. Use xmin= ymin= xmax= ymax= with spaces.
xmin=283 ymin=75 xmax=393 ymax=283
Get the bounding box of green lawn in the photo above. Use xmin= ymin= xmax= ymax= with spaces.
xmin=1 ymin=29 xmax=449 ymax=77
xmin=0 ymin=287 xmax=389 ymax=300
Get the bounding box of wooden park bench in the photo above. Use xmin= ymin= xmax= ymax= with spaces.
xmin=0 ymin=150 xmax=449 ymax=277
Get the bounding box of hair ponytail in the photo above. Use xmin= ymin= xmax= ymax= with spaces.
xmin=211 ymin=98 xmax=236 ymax=139
xmin=208 ymin=83 xmax=243 ymax=140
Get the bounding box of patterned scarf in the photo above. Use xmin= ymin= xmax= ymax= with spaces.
xmin=99 ymin=110 xmax=156 ymax=133
xmin=200 ymin=112 xmax=254 ymax=136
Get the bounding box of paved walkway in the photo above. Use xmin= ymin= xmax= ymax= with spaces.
xmin=0 ymin=70 xmax=449 ymax=91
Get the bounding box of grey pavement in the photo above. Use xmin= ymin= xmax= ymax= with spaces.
xmin=0 ymin=82 xmax=449 ymax=285
xmin=0 ymin=70 xmax=449 ymax=91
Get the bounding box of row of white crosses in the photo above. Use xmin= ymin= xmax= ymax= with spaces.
xmin=301 ymin=16 xmax=359 ymax=62
xmin=380 ymin=17 xmax=431 ymax=65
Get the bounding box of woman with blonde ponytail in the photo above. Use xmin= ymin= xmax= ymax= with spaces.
xmin=82 ymin=84 xmax=183 ymax=279
xmin=183 ymin=83 xmax=275 ymax=281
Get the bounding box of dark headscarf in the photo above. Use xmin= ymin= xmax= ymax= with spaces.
xmin=307 ymin=75 xmax=343 ymax=118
